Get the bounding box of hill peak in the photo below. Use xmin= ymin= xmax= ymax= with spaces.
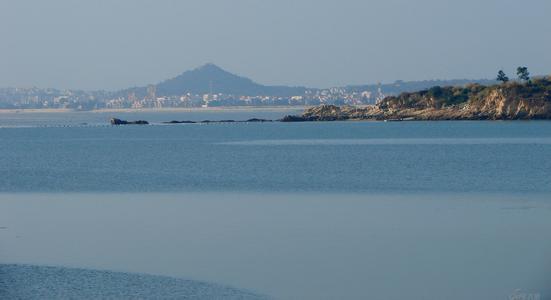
xmin=118 ymin=63 xmax=307 ymax=97
xmin=193 ymin=63 xmax=226 ymax=73
xmin=197 ymin=62 xmax=222 ymax=69
xmin=149 ymin=63 xmax=306 ymax=96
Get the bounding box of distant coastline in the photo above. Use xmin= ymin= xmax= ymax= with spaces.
xmin=5 ymin=76 xmax=550 ymax=122
xmin=0 ymin=64 xmax=496 ymax=111
xmin=0 ymin=108 xmax=74 ymax=114
xmin=0 ymin=105 xmax=308 ymax=114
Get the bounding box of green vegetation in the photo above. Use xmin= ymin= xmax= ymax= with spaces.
xmin=517 ymin=66 xmax=530 ymax=82
xmin=380 ymin=74 xmax=551 ymax=110
xmin=380 ymin=84 xmax=484 ymax=109
xmin=503 ymin=76 xmax=551 ymax=98
xmin=497 ymin=70 xmax=509 ymax=83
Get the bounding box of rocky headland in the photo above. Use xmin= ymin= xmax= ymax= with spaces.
xmin=282 ymin=77 xmax=551 ymax=121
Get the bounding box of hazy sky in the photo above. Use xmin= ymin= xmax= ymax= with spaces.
xmin=1 ymin=0 xmax=550 ymax=90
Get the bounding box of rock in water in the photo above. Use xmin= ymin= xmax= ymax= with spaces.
xmin=110 ymin=118 xmax=149 ymax=125
xmin=163 ymin=120 xmax=196 ymax=124
xmin=280 ymin=115 xmax=310 ymax=122
xmin=245 ymin=118 xmax=272 ymax=122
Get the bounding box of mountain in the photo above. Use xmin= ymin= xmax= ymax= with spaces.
xmin=0 ymin=63 xmax=508 ymax=109
xmin=118 ymin=63 xmax=497 ymax=99
xmin=121 ymin=64 xmax=308 ymax=97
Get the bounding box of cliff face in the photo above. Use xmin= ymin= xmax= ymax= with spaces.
xmin=468 ymin=88 xmax=551 ymax=119
xmin=285 ymin=78 xmax=551 ymax=121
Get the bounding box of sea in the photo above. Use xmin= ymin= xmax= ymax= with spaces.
xmin=0 ymin=109 xmax=550 ymax=300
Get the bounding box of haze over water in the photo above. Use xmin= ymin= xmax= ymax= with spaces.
xmin=1 ymin=110 xmax=550 ymax=299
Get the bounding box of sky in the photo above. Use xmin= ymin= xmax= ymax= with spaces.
xmin=0 ymin=0 xmax=550 ymax=90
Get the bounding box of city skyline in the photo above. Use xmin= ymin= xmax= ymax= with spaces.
xmin=0 ymin=63 xmax=498 ymax=110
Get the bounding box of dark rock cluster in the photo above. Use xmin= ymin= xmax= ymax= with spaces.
xmin=110 ymin=118 xmax=149 ymax=125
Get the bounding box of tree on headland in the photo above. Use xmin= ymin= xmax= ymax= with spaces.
xmin=496 ymin=70 xmax=509 ymax=83
xmin=517 ymin=66 xmax=530 ymax=82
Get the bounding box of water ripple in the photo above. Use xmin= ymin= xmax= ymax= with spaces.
xmin=219 ymin=137 xmax=551 ymax=146
xmin=0 ymin=264 xmax=269 ymax=300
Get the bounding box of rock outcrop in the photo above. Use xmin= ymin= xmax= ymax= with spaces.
xmin=162 ymin=118 xmax=273 ymax=124
xmin=110 ymin=118 xmax=149 ymax=125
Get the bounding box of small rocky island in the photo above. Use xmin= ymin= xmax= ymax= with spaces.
xmin=282 ymin=77 xmax=551 ymax=121
xmin=110 ymin=118 xmax=149 ymax=125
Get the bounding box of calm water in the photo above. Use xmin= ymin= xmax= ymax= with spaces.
xmin=0 ymin=108 xmax=302 ymax=128
xmin=0 ymin=112 xmax=550 ymax=193
xmin=1 ymin=110 xmax=550 ymax=299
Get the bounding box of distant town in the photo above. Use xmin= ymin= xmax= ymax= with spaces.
xmin=0 ymin=86 xmax=382 ymax=110
xmin=0 ymin=64 xmax=495 ymax=110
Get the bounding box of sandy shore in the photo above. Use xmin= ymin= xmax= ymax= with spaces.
xmin=0 ymin=108 xmax=74 ymax=114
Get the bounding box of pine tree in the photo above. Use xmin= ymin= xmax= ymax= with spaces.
xmin=496 ymin=70 xmax=509 ymax=83
xmin=516 ymin=67 xmax=530 ymax=82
